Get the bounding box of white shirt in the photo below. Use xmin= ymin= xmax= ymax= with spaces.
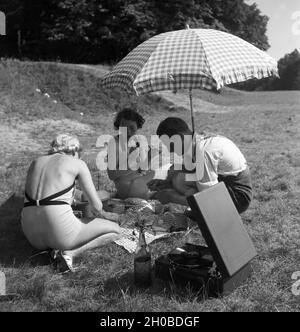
xmin=187 ymin=134 xmax=248 ymax=190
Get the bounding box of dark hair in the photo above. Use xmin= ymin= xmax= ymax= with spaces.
xmin=113 ymin=108 xmax=145 ymax=130
xmin=156 ymin=117 xmax=192 ymax=137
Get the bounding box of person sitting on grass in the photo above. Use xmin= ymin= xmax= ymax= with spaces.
xmin=107 ymin=107 xmax=155 ymax=200
xmin=21 ymin=134 xmax=120 ymax=273
xmin=152 ymin=117 xmax=253 ymax=215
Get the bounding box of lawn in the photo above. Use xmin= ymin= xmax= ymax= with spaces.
xmin=0 ymin=59 xmax=299 ymax=312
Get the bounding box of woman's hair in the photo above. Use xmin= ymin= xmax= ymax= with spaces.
xmin=156 ymin=117 xmax=192 ymax=137
xmin=113 ymin=107 xmax=145 ymax=130
xmin=48 ymin=134 xmax=82 ymax=156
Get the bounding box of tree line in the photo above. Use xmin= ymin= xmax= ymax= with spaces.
xmin=0 ymin=0 xmax=270 ymax=62
xmin=234 ymin=49 xmax=300 ymax=91
xmin=0 ymin=0 xmax=299 ymax=90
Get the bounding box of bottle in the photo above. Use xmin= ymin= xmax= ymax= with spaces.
xmin=134 ymin=226 xmax=152 ymax=287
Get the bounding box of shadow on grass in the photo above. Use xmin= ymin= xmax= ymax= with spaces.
xmin=103 ymin=270 xmax=206 ymax=303
xmin=0 ymin=193 xmax=51 ymax=268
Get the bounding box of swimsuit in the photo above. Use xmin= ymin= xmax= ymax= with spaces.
xmin=24 ymin=182 xmax=75 ymax=207
xmin=21 ymin=182 xmax=83 ymax=250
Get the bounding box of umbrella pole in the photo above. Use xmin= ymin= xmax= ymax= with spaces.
xmin=189 ymin=89 xmax=195 ymax=134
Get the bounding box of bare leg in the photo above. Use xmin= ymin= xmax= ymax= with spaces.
xmin=64 ymin=218 xmax=120 ymax=258
xmin=64 ymin=232 xmax=119 ymax=258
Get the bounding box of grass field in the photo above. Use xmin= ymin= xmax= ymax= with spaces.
xmin=0 ymin=59 xmax=299 ymax=312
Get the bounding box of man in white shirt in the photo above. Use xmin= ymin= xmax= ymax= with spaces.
xmin=153 ymin=117 xmax=252 ymax=214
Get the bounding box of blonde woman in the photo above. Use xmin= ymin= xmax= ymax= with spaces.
xmin=21 ymin=134 xmax=120 ymax=272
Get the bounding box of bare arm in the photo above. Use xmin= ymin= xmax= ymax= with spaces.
xmin=77 ymin=160 xmax=103 ymax=213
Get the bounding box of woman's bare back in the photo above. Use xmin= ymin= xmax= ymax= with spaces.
xmin=25 ymin=154 xmax=79 ymax=200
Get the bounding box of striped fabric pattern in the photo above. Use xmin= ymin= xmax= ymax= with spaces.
xmin=101 ymin=28 xmax=278 ymax=95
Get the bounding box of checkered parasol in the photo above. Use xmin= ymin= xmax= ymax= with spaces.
xmin=101 ymin=28 xmax=278 ymax=131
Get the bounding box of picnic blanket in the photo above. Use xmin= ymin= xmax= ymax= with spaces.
xmin=104 ymin=198 xmax=190 ymax=253
xmin=114 ymin=227 xmax=170 ymax=253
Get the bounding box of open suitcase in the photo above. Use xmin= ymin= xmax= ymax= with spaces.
xmin=155 ymin=182 xmax=257 ymax=297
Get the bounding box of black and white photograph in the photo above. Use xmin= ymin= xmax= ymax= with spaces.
xmin=0 ymin=0 xmax=299 ymax=315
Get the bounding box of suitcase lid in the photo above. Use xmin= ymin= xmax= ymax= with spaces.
xmin=187 ymin=182 xmax=257 ymax=278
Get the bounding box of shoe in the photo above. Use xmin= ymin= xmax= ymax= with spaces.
xmin=56 ymin=251 xmax=74 ymax=273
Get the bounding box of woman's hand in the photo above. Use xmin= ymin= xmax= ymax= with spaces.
xmin=98 ymin=210 xmax=120 ymax=223
xmin=90 ymin=202 xmax=103 ymax=217
xmin=77 ymin=160 xmax=104 ymax=213
xmin=89 ymin=205 xmax=120 ymax=223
